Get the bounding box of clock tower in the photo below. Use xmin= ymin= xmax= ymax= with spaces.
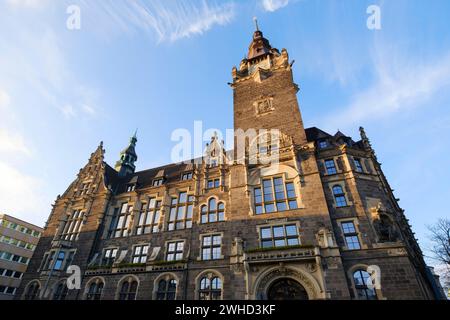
xmin=231 ymin=25 xmax=308 ymax=147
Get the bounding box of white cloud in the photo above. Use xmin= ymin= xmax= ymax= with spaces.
xmin=82 ymin=104 xmax=96 ymax=115
xmin=0 ymin=89 xmax=11 ymax=109
xmin=0 ymin=129 xmax=31 ymax=156
xmin=324 ymin=45 xmax=450 ymax=129
xmin=261 ymin=0 xmax=290 ymax=12
xmin=61 ymin=104 xmax=76 ymax=119
xmin=6 ymin=0 xmax=49 ymax=9
xmin=80 ymin=0 xmax=236 ymax=42
xmin=0 ymin=161 xmax=47 ymax=226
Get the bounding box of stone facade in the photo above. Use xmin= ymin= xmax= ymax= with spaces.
xmin=15 ymin=28 xmax=439 ymax=301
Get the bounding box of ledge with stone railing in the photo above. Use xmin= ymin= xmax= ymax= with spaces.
xmin=146 ymin=259 xmax=188 ymax=272
xmin=244 ymin=245 xmax=318 ymax=264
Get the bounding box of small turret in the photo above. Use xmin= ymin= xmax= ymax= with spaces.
xmin=115 ymin=131 xmax=138 ymax=177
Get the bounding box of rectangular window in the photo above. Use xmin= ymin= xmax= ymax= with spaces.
xmin=136 ymin=199 xmax=161 ymax=235
xmin=126 ymin=184 xmax=135 ymax=192
xmin=132 ymin=245 xmax=149 ymax=264
xmin=112 ymin=203 xmax=133 ymax=238
xmin=65 ymin=251 xmax=75 ymax=271
xmin=207 ymin=179 xmax=220 ymax=189
xmin=32 ymin=230 xmax=41 ymax=238
xmin=260 ymin=224 xmax=300 ymax=248
xmin=341 ymin=221 xmax=361 ymax=250
xmin=53 ymin=251 xmax=66 ymax=270
xmin=354 ymin=158 xmax=364 ymax=173
xmin=61 ymin=210 xmax=84 ymax=241
xmin=254 ymin=177 xmax=298 ymax=215
xmin=167 ymin=241 xmax=184 ymax=261
xmin=44 ymin=251 xmax=55 ymax=270
xmin=325 ymin=159 xmax=337 ymax=175
xmin=0 ymin=251 xmax=28 ymax=264
xmin=318 ymin=140 xmax=328 ymax=149
xmin=168 ymin=193 xmax=194 ymax=231
xmin=152 ymin=179 xmax=163 ymax=187
xmin=102 ymin=248 xmax=118 ymax=266
xmin=181 ymin=172 xmax=193 ymax=180
xmin=201 ymin=235 xmax=222 ymax=260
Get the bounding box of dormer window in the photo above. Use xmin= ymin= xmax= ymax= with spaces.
xmin=207 ymin=179 xmax=220 ymax=189
xmin=126 ymin=184 xmax=135 ymax=192
xmin=318 ymin=140 xmax=328 ymax=149
xmin=210 ymin=159 xmax=218 ymax=168
xmin=181 ymin=172 xmax=193 ymax=181
xmin=152 ymin=179 xmax=163 ymax=187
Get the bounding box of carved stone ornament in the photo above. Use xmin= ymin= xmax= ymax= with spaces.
xmin=254 ymin=97 xmax=274 ymax=115
xmin=279 ymin=132 xmax=294 ymax=148
xmin=255 ymin=266 xmax=318 ymax=300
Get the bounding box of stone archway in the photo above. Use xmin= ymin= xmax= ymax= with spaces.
xmin=267 ymin=278 xmax=309 ymax=300
xmin=253 ymin=266 xmax=323 ymax=300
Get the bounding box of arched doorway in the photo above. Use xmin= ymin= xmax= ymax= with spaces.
xmin=267 ymin=278 xmax=309 ymax=300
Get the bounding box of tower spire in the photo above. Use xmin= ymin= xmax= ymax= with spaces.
xmin=115 ymin=131 xmax=138 ymax=177
xmin=253 ymin=16 xmax=259 ymax=31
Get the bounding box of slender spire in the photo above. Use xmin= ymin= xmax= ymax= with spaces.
xmin=253 ymin=16 xmax=259 ymax=31
xmin=115 ymin=131 xmax=138 ymax=177
xmin=247 ymin=18 xmax=273 ymax=60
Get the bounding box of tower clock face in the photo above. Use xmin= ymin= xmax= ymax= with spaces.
xmin=249 ymin=59 xmax=270 ymax=74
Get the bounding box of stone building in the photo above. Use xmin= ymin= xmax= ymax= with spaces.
xmin=16 ymin=27 xmax=440 ymax=300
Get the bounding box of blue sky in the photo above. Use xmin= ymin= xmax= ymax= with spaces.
xmin=1 ymin=0 xmax=449 ymax=265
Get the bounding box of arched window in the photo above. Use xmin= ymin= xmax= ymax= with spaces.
xmin=24 ymin=281 xmax=40 ymax=300
xmin=86 ymin=279 xmax=104 ymax=300
xmin=199 ymin=276 xmax=222 ymax=300
xmin=332 ymin=185 xmax=347 ymax=207
xmin=53 ymin=281 xmax=68 ymax=300
xmin=156 ymin=279 xmax=177 ymax=300
xmin=118 ymin=278 xmax=138 ymax=300
xmin=353 ymin=270 xmax=377 ymax=300
xmin=201 ymin=198 xmax=225 ymax=223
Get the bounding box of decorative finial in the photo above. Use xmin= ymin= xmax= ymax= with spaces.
xmin=253 ymin=16 xmax=259 ymax=31
xmin=133 ymin=128 xmax=138 ymax=139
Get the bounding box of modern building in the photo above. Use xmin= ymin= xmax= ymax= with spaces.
xmin=16 ymin=27 xmax=441 ymax=300
xmin=0 ymin=213 xmax=42 ymax=300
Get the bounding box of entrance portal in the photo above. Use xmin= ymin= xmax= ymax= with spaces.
xmin=267 ymin=278 xmax=309 ymax=300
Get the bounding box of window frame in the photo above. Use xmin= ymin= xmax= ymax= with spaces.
xmin=60 ymin=209 xmax=85 ymax=241
xmin=201 ymin=234 xmax=222 ymax=261
xmin=198 ymin=275 xmax=223 ymax=300
xmin=353 ymin=157 xmax=364 ymax=173
xmin=332 ymin=185 xmax=348 ymax=207
xmin=181 ymin=172 xmax=193 ymax=181
xmin=102 ymin=247 xmax=118 ymax=266
xmin=253 ymin=176 xmax=298 ymax=215
xmin=168 ymin=193 xmax=194 ymax=231
xmin=200 ymin=198 xmax=225 ymax=224
xmin=353 ymin=269 xmax=378 ymax=300
xmin=131 ymin=244 xmax=149 ymax=264
xmin=207 ymin=178 xmax=220 ymax=189
xmin=325 ymin=159 xmax=337 ymax=175
xmin=258 ymin=223 xmax=301 ymax=249
xmin=341 ymin=221 xmax=362 ymax=250
xmin=136 ymin=198 xmax=162 ymax=235
xmin=166 ymin=240 xmax=185 ymax=262
xmin=111 ymin=203 xmax=133 ymax=238
xmin=156 ymin=278 xmax=177 ymax=300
